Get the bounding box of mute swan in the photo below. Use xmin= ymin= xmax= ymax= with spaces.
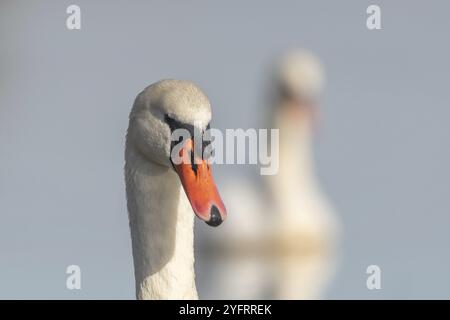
xmin=268 ymin=50 xmax=340 ymax=299
xmin=197 ymin=50 xmax=340 ymax=299
xmin=125 ymin=79 xmax=227 ymax=300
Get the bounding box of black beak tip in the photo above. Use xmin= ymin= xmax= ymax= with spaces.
xmin=205 ymin=205 xmax=223 ymax=227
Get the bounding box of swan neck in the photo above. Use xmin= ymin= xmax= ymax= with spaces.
xmin=125 ymin=146 xmax=197 ymax=299
xmin=272 ymin=113 xmax=317 ymax=192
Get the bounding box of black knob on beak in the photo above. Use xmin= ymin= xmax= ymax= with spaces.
xmin=206 ymin=205 xmax=223 ymax=227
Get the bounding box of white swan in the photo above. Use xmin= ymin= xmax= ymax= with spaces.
xmin=268 ymin=51 xmax=340 ymax=299
xmin=197 ymin=50 xmax=340 ymax=299
xmin=125 ymin=79 xmax=227 ymax=300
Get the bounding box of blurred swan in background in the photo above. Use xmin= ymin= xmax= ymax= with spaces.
xmin=267 ymin=51 xmax=340 ymax=299
xmin=197 ymin=50 xmax=340 ymax=299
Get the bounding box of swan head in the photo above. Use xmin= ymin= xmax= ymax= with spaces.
xmin=127 ymin=79 xmax=226 ymax=226
xmin=274 ymin=50 xmax=324 ymax=122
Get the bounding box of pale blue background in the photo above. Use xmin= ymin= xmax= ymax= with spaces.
xmin=1 ymin=0 xmax=449 ymax=298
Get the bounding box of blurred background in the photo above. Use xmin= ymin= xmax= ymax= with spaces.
xmin=1 ymin=0 xmax=450 ymax=299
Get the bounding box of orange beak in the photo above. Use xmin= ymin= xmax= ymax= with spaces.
xmin=173 ymin=139 xmax=227 ymax=226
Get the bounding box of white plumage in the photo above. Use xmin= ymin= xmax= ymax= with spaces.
xmin=198 ymin=50 xmax=340 ymax=300
xmin=125 ymin=80 xmax=219 ymax=299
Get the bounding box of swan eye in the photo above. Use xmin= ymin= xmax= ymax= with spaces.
xmin=164 ymin=114 xmax=194 ymax=134
xmin=278 ymin=81 xmax=295 ymax=102
xmin=164 ymin=114 xmax=211 ymax=160
xmin=164 ymin=114 xmax=183 ymax=133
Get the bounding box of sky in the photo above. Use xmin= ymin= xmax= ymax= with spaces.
xmin=1 ymin=0 xmax=450 ymax=299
